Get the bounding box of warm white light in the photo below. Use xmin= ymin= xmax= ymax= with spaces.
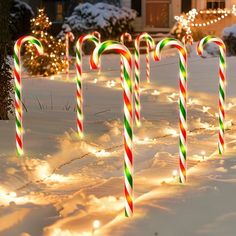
xmin=201 ymin=151 xmax=206 ymax=156
xmin=93 ymin=220 xmax=100 ymax=230
xmin=172 ymin=170 xmax=178 ymax=178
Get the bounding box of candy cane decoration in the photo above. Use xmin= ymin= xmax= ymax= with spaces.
xmin=76 ymin=34 xmax=99 ymax=138
xmin=154 ymin=38 xmax=188 ymax=183
xmin=14 ymin=36 xmax=44 ymax=156
xmin=197 ymin=36 xmax=226 ymax=155
xmin=134 ymin=33 xmax=155 ymax=126
xmin=65 ymin=32 xmax=75 ymax=80
xmin=90 ymin=41 xmax=133 ymax=217
xmin=120 ymin=33 xmax=132 ymax=85
xmin=92 ymin=31 xmax=102 ymax=73
xmin=182 ymin=34 xmax=193 ymax=46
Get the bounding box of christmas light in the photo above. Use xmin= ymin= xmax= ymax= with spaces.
xmin=175 ymin=5 xmax=236 ymax=36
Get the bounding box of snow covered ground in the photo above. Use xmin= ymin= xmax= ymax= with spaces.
xmin=1 ymin=46 xmax=236 ymax=236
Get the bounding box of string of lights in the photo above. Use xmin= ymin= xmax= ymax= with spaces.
xmin=175 ymin=5 xmax=236 ymax=35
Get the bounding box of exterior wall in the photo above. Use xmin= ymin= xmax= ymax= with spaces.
xmin=121 ymin=0 xmax=131 ymax=8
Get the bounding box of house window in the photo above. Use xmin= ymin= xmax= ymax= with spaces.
xmin=56 ymin=1 xmax=63 ymax=21
xmin=131 ymin=0 xmax=141 ymax=17
xmin=207 ymin=0 xmax=225 ymax=9
xmin=182 ymin=0 xmax=192 ymax=13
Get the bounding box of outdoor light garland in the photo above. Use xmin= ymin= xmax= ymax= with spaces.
xmin=175 ymin=5 xmax=236 ymax=36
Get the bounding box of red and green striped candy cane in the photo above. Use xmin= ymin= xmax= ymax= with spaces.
xmin=65 ymin=31 xmax=75 ymax=80
xmin=120 ymin=32 xmax=132 ymax=85
xmin=182 ymin=34 xmax=193 ymax=46
xmin=14 ymin=36 xmax=44 ymax=156
xmin=154 ymin=38 xmax=188 ymax=183
xmin=76 ymin=34 xmax=99 ymax=138
xmin=197 ymin=36 xmax=226 ymax=155
xmin=92 ymin=31 xmax=102 ymax=73
xmin=90 ymin=41 xmax=133 ymax=217
xmin=134 ymin=33 xmax=155 ymax=126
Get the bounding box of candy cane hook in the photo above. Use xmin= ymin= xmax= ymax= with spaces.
xmin=134 ymin=33 xmax=155 ymax=126
xmin=14 ymin=36 xmax=44 ymax=156
xmin=92 ymin=31 xmax=102 ymax=73
xmin=65 ymin=32 xmax=75 ymax=80
xmin=120 ymin=33 xmax=132 ymax=85
xmin=197 ymin=36 xmax=226 ymax=155
xmin=91 ymin=41 xmax=133 ymax=217
xmin=76 ymin=34 xmax=99 ymax=138
xmin=154 ymin=38 xmax=188 ymax=183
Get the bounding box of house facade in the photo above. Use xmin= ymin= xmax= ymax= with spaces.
xmin=23 ymin=0 xmax=236 ymax=32
xmin=122 ymin=0 xmax=236 ymax=31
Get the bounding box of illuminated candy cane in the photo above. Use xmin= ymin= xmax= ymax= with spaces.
xmin=76 ymin=34 xmax=99 ymax=138
xmin=90 ymin=41 xmax=133 ymax=217
xmin=92 ymin=31 xmax=102 ymax=73
xmin=182 ymin=34 xmax=193 ymax=46
xmin=14 ymin=36 xmax=44 ymax=156
xmin=197 ymin=36 xmax=226 ymax=155
xmin=134 ymin=33 xmax=155 ymax=126
xmin=154 ymin=38 xmax=188 ymax=183
xmin=65 ymin=32 xmax=75 ymax=80
xmin=120 ymin=32 xmax=132 ymax=85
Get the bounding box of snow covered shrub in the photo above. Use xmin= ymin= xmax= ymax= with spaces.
xmin=59 ymin=2 xmax=137 ymax=39
xmin=222 ymin=24 xmax=236 ymax=56
xmin=10 ymin=0 xmax=34 ymax=40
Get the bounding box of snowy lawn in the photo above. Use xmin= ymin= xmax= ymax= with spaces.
xmin=1 ymin=47 xmax=236 ymax=236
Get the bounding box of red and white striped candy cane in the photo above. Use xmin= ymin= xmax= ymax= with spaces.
xmin=65 ymin=32 xmax=75 ymax=80
xmin=197 ymin=36 xmax=226 ymax=155
xmin=154 ymin=38 xmax=188 ymax=184
xmin=120 ymin=33 xmax=132 ymax=85
xmin=14 ymin=36 xmax=44 ymax=156
xmin=90 ymin=41 xmax=134 ymax=217
xmin=134 ymin=33 xmax=155 ymax=126
xmin=76 ymin=34 xmax=99 ymax=138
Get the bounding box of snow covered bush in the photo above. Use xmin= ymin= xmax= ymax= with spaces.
xmin=10 ymin=0 xmax=34 ymax=40
xmin=222 ymin=24 xmax=236 ymax=56
xmin=59 ymin=2 xmax=136 ymax=39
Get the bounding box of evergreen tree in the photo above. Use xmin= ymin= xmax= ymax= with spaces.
xmin=0 ymin=0 xmax=14 ymax=120
xmin=24 ymin=8 xmax=67 ymax=76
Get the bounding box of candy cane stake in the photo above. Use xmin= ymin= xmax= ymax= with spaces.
xmin=197 ymin=36 xmax=226 ymax=155
xmin=154 ymin=38 xmax=188 ymax=184
xmin=91 ymin=41 xmax=133 ymax=217
xmin=182 ymin=34 xmax=193 ymax=46
xmin=14 ymin=36 xmax=44 ymax=156
xmin=92 ymin=31 xmax=102 ymax=73
xmin=65 ymin=32 xmax=75 ymax=80
xmin=120 ymin=33 xmax=132 ymax=86
xmin=76 ymin=34 xmax=99 ymax=138
xmin=134 ymin=33 xmax=155 ymax=126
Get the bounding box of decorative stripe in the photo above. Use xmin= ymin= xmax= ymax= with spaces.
xmin=134 ymin=33 xmax=155 ymax=126
xmin=76 ymin=34 xmax=99 ymax=138
xmin=197 ymin=35 xmax=226 ymax=155
xmin=154 ymin=38 xmax=188 ymax=184
xmin=65 ymin=32 xmax=75 ymax=80
xmin=14 ymin=36 xmax=44 ymax=156
xmin=90 ymin=40 xmax=133 ymax=217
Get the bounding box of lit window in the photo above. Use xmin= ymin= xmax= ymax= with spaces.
xmin=207 ymin=0 xmax=225 ymax=9
xmin=56 ymin=1 xmax=63 ymax=21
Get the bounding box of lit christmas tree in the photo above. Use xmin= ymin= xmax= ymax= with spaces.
xmin=24 ymin=8 xmax=66 ymax=76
